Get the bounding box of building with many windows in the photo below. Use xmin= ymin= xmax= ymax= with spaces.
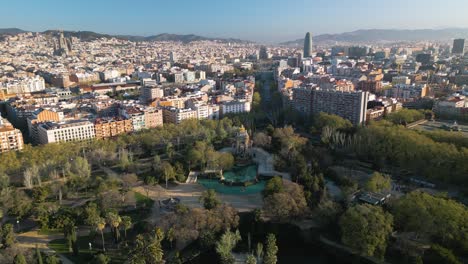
xmin=143 ymin=107 xmax=164 ymax=128
xmin=292 ymin=87 xmax=369 ymax=125
xmin=163 ymin=107 xmax=197 ymax=124
xmin=94 ymin=117 xmax=133 ymax=140
xmin=0 ymin=118 xmax=24 ymax=152
xmin=220 ymin=100 xmax=251 ymax=116
xmin=452 ymin=39 xmax=465 ymax=54
xmin=37 ymin=121 xmax=95 ymax=144
xmin=141 ymin=86 xmax=164 ymax=104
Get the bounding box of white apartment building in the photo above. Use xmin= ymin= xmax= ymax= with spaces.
xmin=1 ymin=75 xmax=46 ymax=94
xmin=163 ymin=107 xmax=197 ymax=124
xmin=221 ymin=100 xmax=251 ymax=115
xmin=37 ymin=121 xmax=95 ymax=144
xmin=184 ymin=71 xmax=196 ymax=83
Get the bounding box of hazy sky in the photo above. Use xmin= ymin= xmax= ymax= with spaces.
xmin=2 ymin=0 xmax=468 ymax=42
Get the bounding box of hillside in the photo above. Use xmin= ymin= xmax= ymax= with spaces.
xmin=281 ymin=28 xmax=468 ymax=45
xmin=0 ymin=28 xmax=250 ymax=43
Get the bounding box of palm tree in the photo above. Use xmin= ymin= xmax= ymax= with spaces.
xmin=121 ymin=216 xmax=132 ymax=240
xmin=106 ymin=212 xmax=122 ymax=243
xmin=97 ymin=218 xmax=106 ymax=252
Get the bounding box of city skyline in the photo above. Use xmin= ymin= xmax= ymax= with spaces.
xmin=2 ymin=0 xmax=468 ymax=42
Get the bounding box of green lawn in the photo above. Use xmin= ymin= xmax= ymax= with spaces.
xmin=134 ymin=191 xmax=155 ymax=208
xmin=49 ymin=235 xmax=128 ymax=264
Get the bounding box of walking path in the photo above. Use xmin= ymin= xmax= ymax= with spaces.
xmin=16 ymin=229 xmax=83 ymax=264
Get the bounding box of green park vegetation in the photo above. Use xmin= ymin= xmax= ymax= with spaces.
xmin=0 ymin=84 xmax=467 ymax=264
xmin=385 ymin=108 xmax=426 ymax=125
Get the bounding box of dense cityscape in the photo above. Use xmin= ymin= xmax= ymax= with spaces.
xmin=0 ymin=1 xmax=467 ymax=264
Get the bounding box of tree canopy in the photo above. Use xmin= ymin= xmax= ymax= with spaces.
xmin=339 ymin=204 xmax=393 ymax=258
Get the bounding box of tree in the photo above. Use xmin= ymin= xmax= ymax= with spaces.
xmin=216 ymin=230 xmax=242 ymax=264
xmin=3 ymin=190 xmax=32 ymax=219
xmin=130 ymin=228 xmax=165 ymax=264
xmin=160 ymin=205 xmax=239 ymax=245
xmin=252 ymin=92 xmax=262 ymax=111
xmin=93 ymin=253 xmax=110 ymax=264
xmin=253 ymin=132 xmax=271 ymax=148
xmin=263 ymin=182 xmax=308 ymax=222
xmin=365 ymin=172 xmax=391 ymax=193
xmin=36 ymin=245 xmax=44 ymax=264
xmin=1 ymin=224 xmax=15 ymax=248
xmin=339 ymin=204 xmax=393 ymax=258
xmin=118 ymin=148 xmax=133 ymax=171
xmin=272 ymin=126 xmax=307 ymax=160
xmin=386 ymin=109 xmax=425 ymax=125
xmin=121 ymin=216 xmax=132 ymax=240
xmin=218 ymin=152 xmax=235 ymax=171
xmin=106 ymin=212 xmax=122 ymax=243
xmin=391 ymin=191 xmax=468 ymax=251
xmin=70 ymin=157 xmax=91 ymax=179
xmin=200 ymin=189 xmax=221 ymax=210
xmin=44 ymin=255 xmax=60 ymax=264
xmin=96 ymin=217 xmax=106 ymax=252
xmin=424 ymin=244 xmax=462 ymax=264
xmin=161 ymin=161 xmax=175 ymax=189
xmin=0 ymin=170 xmax=10 ymax=193
xmin=313 ymin=112 xmax=352 ymax=131
xmin=84 ymin=203 xmax=101 ymax=227
xmin=32 ymin=186 xmax=50 ymax=204
xmin=23 ymin=165 xmax=39 ymax=189
xmin=13 ymin=253 xmax=27 ymax=264
xmin=245 ymin=254 xmax=257 ymax=264
xmin=256 ymin=242 xmax=263 ymax=263
xmin=262 ymin=177 xmax=283 ymax=198
xmin=165 ymin=142 xmax=175 ymax=160
xmin=264 ymin=234 xmax=278 ymax=264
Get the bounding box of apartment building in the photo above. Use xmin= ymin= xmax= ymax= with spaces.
xmin=163 ymin=107 xmax=197 ymax=124
xmin=94 ymin=117 xmax=133 ymax=139
xmin=0 ymin=118 xmax=24 ymax=152
xmin=37 ymin=121 xmax=95 ymax=144
xmin=220 ymin=100 xmax=251 ymax=116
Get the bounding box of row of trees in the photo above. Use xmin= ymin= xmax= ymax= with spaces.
xmin=337 ymin=191 xmax=468 ymax=262
xmin=353 ymin=121 xmax=468 ymax=185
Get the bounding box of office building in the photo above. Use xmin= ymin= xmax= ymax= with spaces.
xmin=259 ymin=46 xmax=269 ymax=60
xmin=452 ymin=39 xmax=465 ymax=54
xmin=304 ymin=32 xmax=313 ymax=58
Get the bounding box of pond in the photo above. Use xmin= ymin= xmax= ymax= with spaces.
xmin=223 ymin=164 xmax=258 ymax=183
xmin=197 ymin=179 xmax=265 ymax=195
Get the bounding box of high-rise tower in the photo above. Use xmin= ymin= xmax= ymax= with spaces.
xmin=304 ymin=32 xmax=313 ymax=58
xmin=452 ymin=39 xmax=465 ymax=54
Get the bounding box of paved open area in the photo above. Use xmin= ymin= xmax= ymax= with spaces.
xmin=133 ymin=182 xmax=264 ymax=216
xmin=412 ymin=120 xmax=468 ymax=135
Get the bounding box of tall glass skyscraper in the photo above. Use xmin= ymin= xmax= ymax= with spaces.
xmin=304 ymin=32 xmax=313 ymax=58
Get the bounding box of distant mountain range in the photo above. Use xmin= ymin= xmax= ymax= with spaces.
xmin=281 ymin=28 xmax=468 ymax=45
xmin=0 ymin=28 xmax=250 ymax=43
xmin=0 ymin=28 xmax=28 ymax=35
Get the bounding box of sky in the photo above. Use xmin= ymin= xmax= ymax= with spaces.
xmin=2 ymin=0 xmax=468 ymax=42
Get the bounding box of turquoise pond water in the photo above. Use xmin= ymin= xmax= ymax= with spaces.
xmin=223 ymin=164 xmax=258 ymax=183
xmin=198 ymin=179 xmax=266 ymax=195
xmin=198 ymin=164 xmax=265 ymax=195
